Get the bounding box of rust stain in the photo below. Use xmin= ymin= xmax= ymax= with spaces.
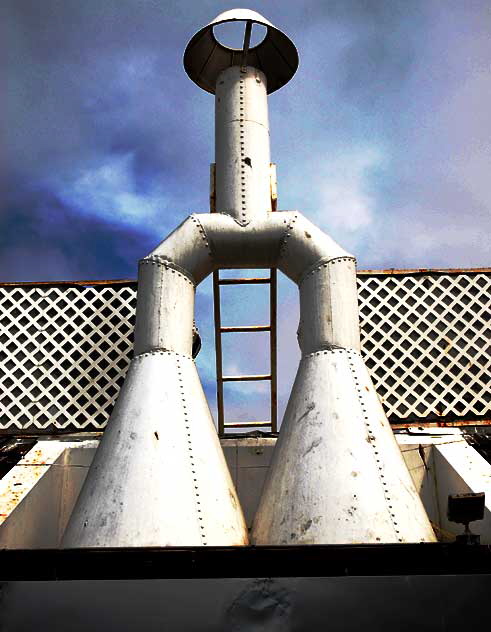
xmin=391 ymin=419 xmax=491 ymax=429
xmin=0 ymin=268 xmax=487 ymax=288
xmin=357 ymin=267 xmax=491 ymax=277
xmin=228 ymin=489 xmax=237 ymax=510
xmin=0 ymin=279 xmax=136 ymax=288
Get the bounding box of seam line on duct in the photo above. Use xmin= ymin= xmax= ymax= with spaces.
xmin=226 ymin=118 xmax=269 ymax=132
xmin=277 ymin=212 xmax=298 ymax=262
xmin=298 ymin=256 xmax=357 ymax=286
xmin=133 ymin=349 xmax=194 ymax=361
xmin=345 ymin=349 xmax=403 ymax=543
xmin=190 ymin=214 xmax=213 ymax=259
xmin=139 ymin=256 xmax=195 ymax=286
xmin=176 ymin=355 xmax=207 ymax=546
xmin=302 ymin=346 xmax=358 ymax=358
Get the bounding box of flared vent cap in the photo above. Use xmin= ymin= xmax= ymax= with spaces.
xmin=184 ymin=9 xmax=298 ymax=95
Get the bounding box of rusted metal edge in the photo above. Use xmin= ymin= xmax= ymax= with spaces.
xmin=224 ymin=421 xmax=271 ymax=428
xmin=0 ymin=279 xmax=136 ymax=288
xmin=221 ymin=374 xmax=271 ymax=382
xmin=220 ymin=325 xmax=271 ymax=332
xmin=0 ymin=267 xmax=488 ymax=288
xmin=391 ymin=419 xmax=491 ymax=429
xmin=357 ymin=267 xmax=491 ymax=277
xmin=218 ymin=277 xmax=271 ymax=285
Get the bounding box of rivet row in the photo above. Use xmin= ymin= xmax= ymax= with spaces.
xmin=139 ymin=257 xmax=195 ymax=286
xmin=298 ymin=256 xmax=357 ymax=286
xmin=133 ymin=349 xmax=194 ymax=362
xmin=278 ymin=213 xmax=299 ymax=259
xmin=176 ymin=356 xmax=207 ymax=546
xmin=239 ymin=77 xmax=247 ymax=223
xmin=347 ymin=351 xmax=403 ymax=543
xmin=190 ymin=214 xmax=213 ymax=258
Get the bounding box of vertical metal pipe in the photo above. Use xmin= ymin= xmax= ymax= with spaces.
xmin=133 ymin=259 xmax=195 ymax=356
xmin=298 ymin=257 xmax=361 ymax=353
xmin=215 ymin=66 xmax=271 ymax=224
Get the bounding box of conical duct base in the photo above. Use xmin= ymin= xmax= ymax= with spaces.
xmin=252 ymin=349 xmax=436 ymax=544
xmin=62 ymin=350 xmax=248 ymax=547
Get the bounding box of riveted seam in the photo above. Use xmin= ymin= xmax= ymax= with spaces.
xmin=139 ymin=256 xmax=195 ymax=286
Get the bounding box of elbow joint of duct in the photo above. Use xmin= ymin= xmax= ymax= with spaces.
xmin=135 ymin=211 xmax=360 ymax=356
xmin=275 ymin=213 xmax=360 ymax=354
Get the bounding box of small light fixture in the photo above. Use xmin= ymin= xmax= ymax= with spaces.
xmin=447 ymin=492 xmax=485 ymax=545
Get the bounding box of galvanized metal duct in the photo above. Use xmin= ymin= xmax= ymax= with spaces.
xmin=183 ymin=9 xmax=298 ymax=95
xmin=63 ymin=9 xmax=435 ymax=547
xmin=138 ymin=211 xmax=434 ymax=544
xmin=148 ymin=211 xmax=360 ymax=352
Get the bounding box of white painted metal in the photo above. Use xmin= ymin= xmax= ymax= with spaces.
xmin=0 ymin=440 xmax=97 ymax=548
xmin=298 ymin=256 xmax=360 ymax=353
xmin=252 ymin=349 xmax=436 ymax=544
xmin=133 ymin=257 xmax=195 ymax=356
xmin=215 ymin=66 xmax=271 ymax=224
xmin=5 ymin=435 xmax=491 ymax=548
xmin=276 ymin=213 xmax=352 ymax=283
xmin=433 ymin=439 xmax=491 ymax=544
xmin=150 ymin=212 xmax=352 ymax=278
xmin=395 ymin=431 xmax=491 ymax=543
xmin=210 ymin=8 xmax=275 ymax=28
xmin=62 ymin=351 xmax=248 ymax=547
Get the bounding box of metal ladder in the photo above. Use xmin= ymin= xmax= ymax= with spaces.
xmin=210 ymin=162 xmax=278 ymax=436
xmin=212 ymin=268 xmax=277 ymax=435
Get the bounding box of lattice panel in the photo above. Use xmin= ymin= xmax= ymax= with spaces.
xmin=0 ymin=284 xmax=136 ymax=431
xmin=0 ymin=271 xmax=489 ymax=433
xmin=358 ymin=272 xmax=490 ymax=421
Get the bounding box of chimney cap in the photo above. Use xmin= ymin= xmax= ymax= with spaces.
xmin=184 ymin=9 xmax=298 ymax=95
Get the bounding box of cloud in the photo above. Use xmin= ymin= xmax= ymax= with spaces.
xmin=316 ymin=147 xmax=384 ymax=233
xmin=54 ymin=153 xmax=170 ymax=232
xmin=0 ymin=185 xmax=154 ymax=282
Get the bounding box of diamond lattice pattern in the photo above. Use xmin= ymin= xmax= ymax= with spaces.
xmin=0 ymin=272 xmax=489 ymax=432
xmin=358 ymin=272 xmax=490 ymax=421
xmin=0 ymin=285 xmax=136 ymax=431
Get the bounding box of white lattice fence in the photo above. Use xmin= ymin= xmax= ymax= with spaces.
xmin=358 ymin=271 xmax=490 ymax=422
xmin=0 ymin=270 xmax=489 ymax=433
xmin=0 ymin=283 xmax=136 ymax=432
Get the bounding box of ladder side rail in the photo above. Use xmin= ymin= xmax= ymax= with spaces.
xmin=212 ymin=270 xmax=225 ymax=435
xmin=270 ymin=268 xmax=278 ymax=433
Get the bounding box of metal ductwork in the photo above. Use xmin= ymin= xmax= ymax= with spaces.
xmin=63 ymin=9 xmax=435 ymax=548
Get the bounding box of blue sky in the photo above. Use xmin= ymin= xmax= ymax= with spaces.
xmin=2 ymin=1 xmax=490 ymax=424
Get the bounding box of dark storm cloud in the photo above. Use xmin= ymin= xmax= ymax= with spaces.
xmin=2 ymin=0 xmax=218 ymax=283
xmin=3 ymin=0 xmax=212 ymax=189
xmin=0 ymin=183 xmax=155 ymax=281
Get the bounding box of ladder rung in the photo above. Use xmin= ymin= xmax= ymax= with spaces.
xmin=218 ymin=277 xmax=271 ymax=285
xmin=221 ymin=374 xmax=271 ymax=382
xmin=220 ymin=325 xmax=271 ymax=333
xmin=224 ymin=421 xmax=272 ymax=428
